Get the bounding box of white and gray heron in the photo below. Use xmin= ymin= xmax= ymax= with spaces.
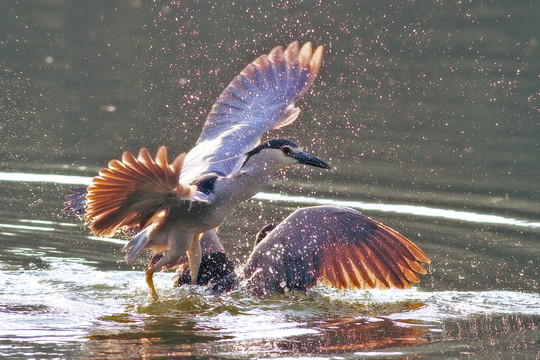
xmin=167 ymin=205 xmax=430 ymax=296
xmin=67 ymin=41 xmax=329 ymax=298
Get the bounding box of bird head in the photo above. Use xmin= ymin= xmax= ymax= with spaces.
xmin=254 ymin=223 xmax=278 ymax=249
xmin=242 ymin=139 xmax=331 ymax=174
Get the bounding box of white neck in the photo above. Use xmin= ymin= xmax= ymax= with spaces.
xmin=213 ymin=170 xmax=273 ymax=208
xmin=211 ymin=149 xmax=296 ymax=210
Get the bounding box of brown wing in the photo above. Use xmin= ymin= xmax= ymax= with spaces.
xmin=85 ymin=146 xmax=196 ymax=237
xmin=317 ymin=216 xmax=430 ymax=290
xmin=245 ymin=206 xmax=430 ymax=296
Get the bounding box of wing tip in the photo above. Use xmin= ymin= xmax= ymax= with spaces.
xmin=203 ymin=40 xmax=324 ymax=140
xmin=284 ymin=40 xmax=300 ymax=62
xmin=283 ymin=40 xmax=324 ymax=74
xmin=377 ymin=222 xmax=431 ymax=264
xmin=236 ymin=40 xmax=325 ymax=91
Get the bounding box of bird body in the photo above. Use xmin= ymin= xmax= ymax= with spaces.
xmin=74 ymin=41 xmax=328 ymax=298
xmin=120 ymin=140 xmax=330 ymax=287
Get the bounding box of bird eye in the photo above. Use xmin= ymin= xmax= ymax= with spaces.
xmin=282 ymin=147 xmax=291 ymax=155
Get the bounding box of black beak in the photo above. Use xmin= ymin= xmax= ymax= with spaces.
xmin=291 ymin=151 xmax=331 ymax=170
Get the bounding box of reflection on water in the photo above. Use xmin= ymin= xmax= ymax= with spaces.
xmin=273 ymin=317 xmax=428 ymax=354
xmin=255 ymin=192 xmax=540 ymax=229
xmin=0 ymin=172 xmax=92 ymax=186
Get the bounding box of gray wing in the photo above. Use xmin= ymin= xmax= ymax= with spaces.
xmin=244 ymin=206 xmax=430 ymax=296
xmin=180 ymin=41 xmax=323 ymax=184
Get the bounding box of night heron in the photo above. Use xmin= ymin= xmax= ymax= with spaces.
xmin=66 ymin=41 xmax=329 ymax=298
xmin=170 ymin=205 xmax=430 ymax=296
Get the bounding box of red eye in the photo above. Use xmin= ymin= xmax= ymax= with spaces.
xmin=282 ymin=147 xmax=291 ymax=155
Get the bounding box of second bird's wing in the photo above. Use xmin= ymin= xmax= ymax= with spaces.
xmin=244 ymin=206 xmax=431 ymax=296
xmin=179 ymin=41 xmax=323 ymax=184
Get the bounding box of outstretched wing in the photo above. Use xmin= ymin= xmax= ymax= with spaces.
xmin=180 ymin=41 xmax=324 ymax=184
xmin=245 ymin=206 xmax=430 ymax=296
xmin=83 ymin=146 xmax=196 ymax=237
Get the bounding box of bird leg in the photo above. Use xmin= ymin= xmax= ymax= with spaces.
xmin=145 ymin=268 xmax=159 ymax=300
xmin=186 ymin=233 xmax=202 ymax=284
xmin=144 ymin=230 xmax=195 ymax=299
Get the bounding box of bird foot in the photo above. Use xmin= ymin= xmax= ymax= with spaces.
xmin=145 ymin=269 xmax=158 ymax=300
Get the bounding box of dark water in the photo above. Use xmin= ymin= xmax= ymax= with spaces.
xmin=1 ymin=1 xmax=539 ymax=359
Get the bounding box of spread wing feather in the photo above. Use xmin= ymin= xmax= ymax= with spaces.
xmin=84 ymin=146 xmax=196 ymax=237
xmin=245 ymin=206 xmax=430 ymax=296
xmin=180 ymin=41 xmax=324 ymax=184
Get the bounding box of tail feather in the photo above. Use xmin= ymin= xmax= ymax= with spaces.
xmin=85 ymin=146 xmax=196 ymax=237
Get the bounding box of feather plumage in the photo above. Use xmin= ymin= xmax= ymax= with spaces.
xmin=84 ymin=146 xmax=195 ymax=237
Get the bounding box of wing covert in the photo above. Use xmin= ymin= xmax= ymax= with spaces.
xmin=180 ymin=41 xmax=323 ymax=184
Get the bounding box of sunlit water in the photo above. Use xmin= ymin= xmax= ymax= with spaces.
xmin=1 ymin=1 xmax=539 ymax=358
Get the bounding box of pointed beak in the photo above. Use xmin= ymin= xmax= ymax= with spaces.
xmin=290 ymin=151 xmax=331 ymax=170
